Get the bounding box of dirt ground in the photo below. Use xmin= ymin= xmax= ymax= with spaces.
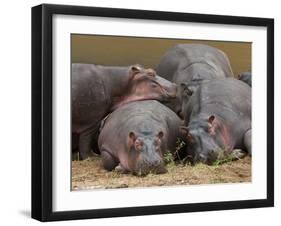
xmin=72 ymin=155 xmax=251 ymax=190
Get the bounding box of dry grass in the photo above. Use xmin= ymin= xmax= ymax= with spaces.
xmin=72 ymin=155 xmax=251 ymax=190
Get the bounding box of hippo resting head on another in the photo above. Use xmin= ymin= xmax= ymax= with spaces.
xmin=98 ymin=100 xmax=182 ymax=176
xmin=72 ymin=64 xmax=177 ymax=159
xmin=179 ymin=78 xmax=251 ymax=165
xmin=111 ymin=65 xmax=178 ymax=109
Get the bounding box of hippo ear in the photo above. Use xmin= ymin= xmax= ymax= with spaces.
xmin=129 ymin=132 xmax=137 ymax=141
xmin=180 ymin=83 xmax=193 ymax=97
xmin=130 ymin=65 xmax=142 ymax=76
xmin=180 ymin=83 xmax=187 ymax=90
xmin=207 ymin=115 xmax=216 ymax=135
xmin=208 ymin=115 xmax=215 ymax=124
xmin=128 ymin=132 xmax=137 ymax=147
xmin=158 ymin=131 xmax=164 ymax=139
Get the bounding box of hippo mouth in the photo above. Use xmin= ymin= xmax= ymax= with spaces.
xmin=163 ymin=89 xmax=177 ymax=99
xmin=134 ymin=167 xmax=167 ymax=176
xmin=133 ymin=162 xmax=167 ymax=176
xmin=157 ymin=90 xmax=178 ymax=104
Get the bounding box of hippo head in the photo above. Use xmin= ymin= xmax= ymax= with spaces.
xmin=180 ymin=115 xmax=227 ymax=165
xmin=113 ymin=65 xmax=177 ymax=109
xmin=126 ymin=131 xmax=167 ymax=176
xmin=172 ymin=82 xmax=197 ymax=117
xmin=176 ymin=62 xmax=219 ymax=83
xmin=159 ymin=82 xmax=196 ymax=118
xmin=163 ymin=91 xmax=183 ymax=118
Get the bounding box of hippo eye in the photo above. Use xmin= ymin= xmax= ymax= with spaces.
xmin=146 ymin=69 xmax=156 ymax=77
xmin=151 ymin=84 xmax=158 ymax=88
xmin=150 ymin=81 xmax=159 ymax=88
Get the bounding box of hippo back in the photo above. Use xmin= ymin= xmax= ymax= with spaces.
xmin=98 ymin=100 xmax=182 ymax=152
xmin=156 ymin=44 xmax=234 ymax=82
xmin=72 ymin=64 xmax=110 ymax=132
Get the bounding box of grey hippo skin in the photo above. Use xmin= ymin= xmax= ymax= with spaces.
xmin=238 ymin=71 xmax=252 ymax=87
xmin=72 ymin=64 xmax=177 ymax=160
xmin=98 ymin=100 xmax=182 ymax=176
xmin=180 ymin=78 xmax=251 ymax=165
xmin=156 ymin=44 xmax=234 ymax=116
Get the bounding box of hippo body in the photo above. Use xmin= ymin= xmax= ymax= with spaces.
xmin=180 ymin=78 xmax=251 ymax=164
xmin=156 ymin=44 xmax=234 ymax=83
xmin=156 ymin=44 xmax=234 ymax=115
xmin=98 ymin=100 xmax=182 ymax=175
xmin=238 ymin=71 xmax=252 ymax=87
xmin=72 ymin=64 xmax=177 ymax=159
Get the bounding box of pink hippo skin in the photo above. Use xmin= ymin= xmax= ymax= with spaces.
xmin=98 ymin=100 xmax=182 ymax=176
xmin=72 ymin=64 xmax=177 ymax=159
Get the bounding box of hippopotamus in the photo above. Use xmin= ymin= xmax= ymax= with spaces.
xmin=98 ymin=100 xmax=182 ymax=176
xmin=179 ymin=78 xmax=251 ymax=165
xmin=238 ymin=71 xmax=252 ymax=87
xmin=72 ymin=64 xmax=177 ymax=160
xmin=156 ymin=44 xmax=234 ymax=115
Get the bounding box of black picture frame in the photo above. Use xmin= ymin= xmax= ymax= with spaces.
xmin=31 ymin=3 xmax=274 ymax=222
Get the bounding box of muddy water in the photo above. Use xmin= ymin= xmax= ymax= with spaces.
xmin=71 ymin=35 xmax=251 ymax=78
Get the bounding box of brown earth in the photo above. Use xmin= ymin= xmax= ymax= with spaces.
xmin=72 ymin=35 xmax=251 ymax=77
xmin=72 ymin=156 xmax=251 ymax=190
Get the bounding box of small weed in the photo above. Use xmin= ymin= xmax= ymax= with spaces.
xmin=174 ymin=138 xmax=188 ymax=164
xmin=212 ymin=149 xmax=246 ymax=166
xmin=213 ymin=155 xmax=234 ymax=166
xmin=175 ymin=138 xmax=186 ymax=151
xmin=163 ymin=152 xmax=174 ymax=164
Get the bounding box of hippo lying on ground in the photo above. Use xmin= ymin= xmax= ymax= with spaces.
xmin=156 ymin=44 xmax=234 ymax=115
xmin=72 ymin=64 xmax=177 ymax=159
xmin=98 ymin=100 xmax=182 ymax=176
xmin=238 ymin=71 xmax=252 ymax=87
xmin=180 ymin=78 xmax=251 ymax=165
